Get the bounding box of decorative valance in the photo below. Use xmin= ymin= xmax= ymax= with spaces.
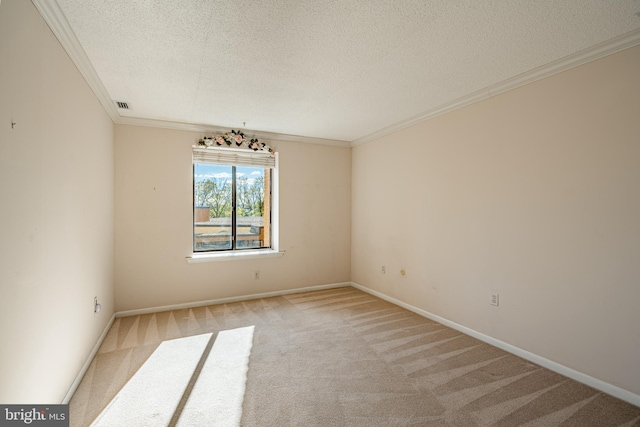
xmin=197 ymin=129 xmax=274 ymax=154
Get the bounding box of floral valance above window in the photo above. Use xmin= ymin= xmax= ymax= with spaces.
xmin=197 ymin=130 xmax=274 ymax=154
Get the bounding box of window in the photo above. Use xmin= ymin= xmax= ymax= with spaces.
xmin=193 ymin=147 xmax=276 ymax=253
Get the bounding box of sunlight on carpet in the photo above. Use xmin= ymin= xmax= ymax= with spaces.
xmin=176 ymin=326 xmax=254 ymax=426
xmin=90 ymin=327 xmax=254 ymax=427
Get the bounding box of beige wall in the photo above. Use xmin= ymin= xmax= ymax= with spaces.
xmin=352 ymin=45 xmax=640 ymax=395
xmin=114 ymin=125 xmax=351 ymax=312
xmin=0 ymin=0 xmax=115 ymax=403
xmin=3 ymin=0 xmax=637 ymax=404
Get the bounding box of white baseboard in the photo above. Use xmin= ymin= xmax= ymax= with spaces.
xmin=350 ymin=282 xmax=640 ymax=408
xmin=66 ymin=282 xmax=639 ymax=408
xmin=115 ymin=282 xmax=352 ymax=318
xmin=62 ymin=314 xmax=116 ymax=404
xmin=64 ymin=282 xmax=351 ymax=402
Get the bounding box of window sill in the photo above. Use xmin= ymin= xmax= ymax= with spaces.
xmin=185 ymin=250 xmax=284 ymax=264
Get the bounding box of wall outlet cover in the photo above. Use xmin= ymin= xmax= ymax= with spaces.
xmin=490 ymin=292 xmax=499 ymax=306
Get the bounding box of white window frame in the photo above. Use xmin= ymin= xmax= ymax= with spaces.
xmin=186 ymin=147 xmax=282 ymax=263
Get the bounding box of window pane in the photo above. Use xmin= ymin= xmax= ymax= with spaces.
xmin=194 ymin=163 xmax=232 ymax=251
xmin=236 ymin=166 xmax=268 ymax=249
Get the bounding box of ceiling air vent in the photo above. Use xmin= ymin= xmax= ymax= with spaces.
xmin=114 ymin=101 xmax=131 ymax=110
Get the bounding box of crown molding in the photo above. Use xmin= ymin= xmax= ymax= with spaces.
xmin=33 ymin=1 xmax=640 ymax=149
xmin=116 ymin=116 xmax=352 ymax=147
xmin=32 ymin=0 xmax=120 ymax=122
xmin=32 ymin=0 xmax=351 ymax=149
xmin=352 ymin=28 xmax=640 ymax=147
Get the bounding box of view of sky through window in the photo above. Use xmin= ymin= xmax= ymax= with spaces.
xmin=194 ymin=164 xmax=264 ymax=184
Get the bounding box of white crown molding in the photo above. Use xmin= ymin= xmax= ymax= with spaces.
xmin=352 ymin=28 xmax=640 ymax=147
xmin=32 ymin=0 xmax=351 ymax=149
xmin=32 ymin=0 xmax=120 ymax=123
xmin=117 ymin=116 xmax=352 ymax=147
xmin=34 ymin=1 xmax=640 ymax=149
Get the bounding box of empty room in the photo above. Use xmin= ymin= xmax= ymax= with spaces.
xmin=1 ymin=0 xmax=639 ymax=425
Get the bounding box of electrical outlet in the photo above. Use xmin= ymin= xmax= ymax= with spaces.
xmin=253 ymin=271 xmax=260 ymax=280
xmin=490 ymin=292 xmax=499 ymax=306
xmin=381 ymin=265 xmax=386 ymax=274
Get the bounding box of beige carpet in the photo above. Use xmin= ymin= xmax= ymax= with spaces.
xmin=70 ymin=287 xmax=640 ymax=426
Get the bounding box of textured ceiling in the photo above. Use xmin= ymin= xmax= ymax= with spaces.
xmin=47 ymin=0 xmax=640 ymax=143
